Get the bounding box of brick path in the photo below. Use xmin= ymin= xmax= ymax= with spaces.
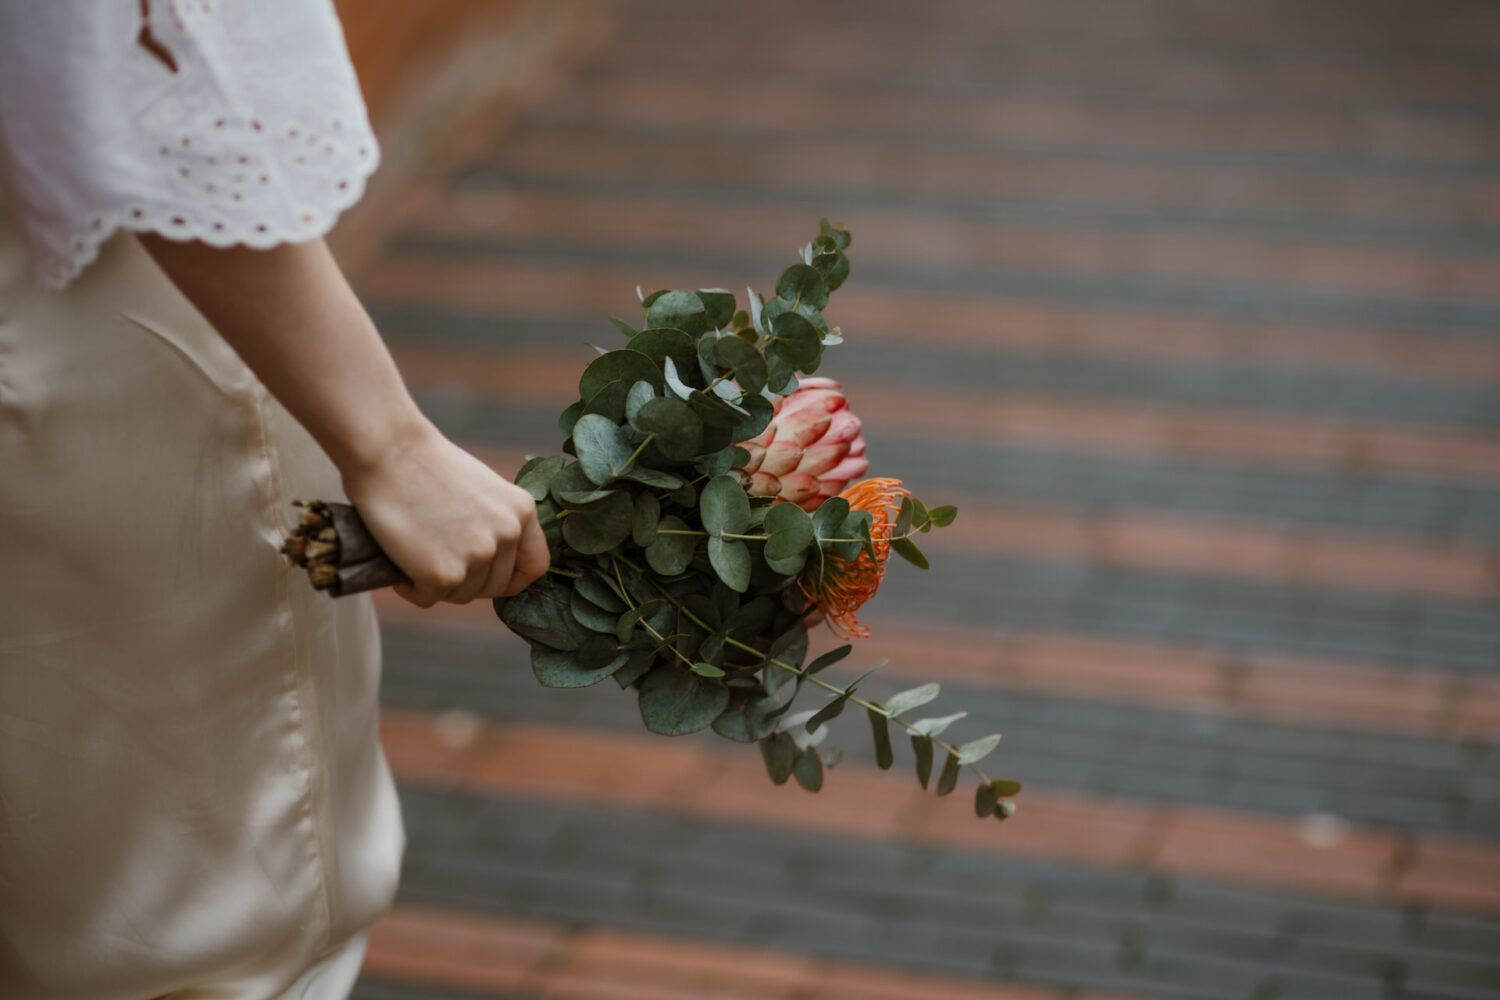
xmin=340 ymin=1 xmax=1500 ymax=998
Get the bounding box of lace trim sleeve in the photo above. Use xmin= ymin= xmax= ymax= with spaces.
xmin=0 ymin=0 xmax=379 ymax=289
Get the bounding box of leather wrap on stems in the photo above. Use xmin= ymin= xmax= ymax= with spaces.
xmin=281 ymin=501 xmax=408 ymax=597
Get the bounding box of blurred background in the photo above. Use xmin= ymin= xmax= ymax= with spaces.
xmin=331 ymin=1 xmax=1500 ymax=998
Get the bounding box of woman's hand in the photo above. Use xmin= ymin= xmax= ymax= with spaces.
xmin=341 ymin=422 xmax=550 ymax=606
xmin=138 ymin=234 xmax=550 ymax=605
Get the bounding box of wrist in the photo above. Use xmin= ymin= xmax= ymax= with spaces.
xmin=324 ymin=399 xmax=437 ymax=480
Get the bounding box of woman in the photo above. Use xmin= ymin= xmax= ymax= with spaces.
xmin=0 ymin=3 xmax=546 ymax=997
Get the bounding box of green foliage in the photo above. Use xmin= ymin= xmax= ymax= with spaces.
xmin=486 ymin=223 xmax=1001 ymax=824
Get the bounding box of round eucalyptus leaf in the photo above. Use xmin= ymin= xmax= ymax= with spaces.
xmin=698 ymin=288 xmax=737 ymax=330
xmin=645 ymin=515 xmax=695 ymax=575
xmin=712 ymin=693 xmax=782 ymax=743
xmin=582 ymin=380 xmax=629 ymax=423
xmin=776 ymin=263 xmax=829 ymax=310
xmin=494 ymin=578 xmax=586 ymax=651
xmin=637 ymin=665 xmax=731 ymax=736
xmin=711 ymin=336 xmax=768 ymax=395
xmin=764 ymin=501 xmax=815 ymax=561
xmin=625 ymin=379 xmax=656 ymax=422
xmin=515 ymin=454 xmax=565 ymax=502
xmin=632 ymin=491 xmax=661 ymax=547
xmin=546 ymin=461 xmax=594 ymax=505
xmin=707 ymin=536 xmax=751 ymax=592
xmin=579 ymin=349 xmax=661 ymax=402
xmin=629 ymin=328 xmax=698 ymax=373
xmin=700 ymin=474 xmax=751 ymax=536
xmin=730 ymin=393 xmax=774 ymax=442
xmin=771 ymin=312 xmax=822 ymax=368
xmin=631 ymin=396 xmax=703 ymax=461
xmin=531 ymin=645 xmax=627 ymax=689
xmin=646 ymin=290 xmax=709 ymax=336
xmin=571 ymin=588 xmax=622 ymax=634
xmin=557 ymin=401 xmax=584 ymax=441
xmin=575 ymin=572 xmax=626 ymax=613
xmin=572 ymin=413 xmax=636 ymax=486
xmin=560 ymin=491 xmax=634 ymax=554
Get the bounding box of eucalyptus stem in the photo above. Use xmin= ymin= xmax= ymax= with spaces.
xmin=617 ymin=433 xmax=656 ymax=477
xmin=647 ymin=582 xmax=992 ymax=784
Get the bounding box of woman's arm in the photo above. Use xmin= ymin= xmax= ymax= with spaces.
xmin=138 ymin=233 xmax=549 ymax=607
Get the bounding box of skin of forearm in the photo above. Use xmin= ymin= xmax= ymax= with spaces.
xmin=137 ymin=233 xmax=430 ymax=474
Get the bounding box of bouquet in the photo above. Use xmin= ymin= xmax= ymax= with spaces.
xmin=285 ymin=222 xmax=1021 ymax=822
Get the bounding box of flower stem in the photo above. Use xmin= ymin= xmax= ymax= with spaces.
xmin=646 ymin=581 xmax=992 ymax=784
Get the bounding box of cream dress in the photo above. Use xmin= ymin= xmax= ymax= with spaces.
xmin=0 ymin=3 xmax=404 ymax=998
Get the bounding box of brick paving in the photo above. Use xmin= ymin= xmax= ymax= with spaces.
xmin=339 ymin=1 xmax=1500 ymax=998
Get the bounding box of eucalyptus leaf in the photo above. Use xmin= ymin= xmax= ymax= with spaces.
xmin=770 ymin=311 xmax=821 ymax=368
xmin=935 ymin=751 xmax=962 ymax=796
xmin=804 ymin=644 xmax=852 ymax=677
xmin=614 ymin=599 xmax=666 ymax=643
xmin=632 ymin=491 xmax=661 ymax=547
xmin=955 ymin=734 xmax=1002 ymax=765
xmin=494 ymin=579 xmax=585 ymax=651
xmin=515 ymin=455 xmax=565 ymax=502
xmin=646 ymin=289 xmax=709 ymax=335
xmin=792 ymin=747 xmax=824 ymax=792
xmin=868 ymin=708 xmax=894 ymax=770
xmin=891 ymin=536 xmax=929 ymax=570
xmin=579 ymin=349 xmax=661 ymax=402
xmin=560 ymin=491 xmax=634 ymax=555
xmin=625 ymin=379 xmax=656 ymax=422
xmin=575 ymin=572 xmax=626 ymax=613
xmin=628 ymin=328 xmax=698 ymax=374
xmin=712 ymin=693 xmax=782 ymax=743
xmin=759 ymin=731 xmax=795 ymax=785
xmin=707 ymin=536 xmax=751 ymax=592
xmin=571 ymin=589 xmax=622 ymax=634
xmin=645 ymin=515 xmax=695 ymax=575
xmin=928 ymin=505 xmax=958 ymax=527
xmin=712 ymin=336 xmax=768 ymax=395
xmin=776 ymin=263 xmax=829 ymax=310
xmin=763 ymin=502 xmax=815 ymax=560
xmin=698 ymin=288 xmax=736 ymax=330
xmin=990 ymin=779 xmax=1024 ymax=798
xmin=631 ymin=396 xmax=703 ymax=461
xmin=531 ymin=644 xmax=626 ymax=689
xmin=910 ymin=711 xmax=968 ymax=737
xmin=582 ymin=380 xmax=628 ymax=423
xmin=881 ymin=682 xmax=941 ymax=718
xmin=804 ymin=693 xmax=848 ymax=734
xmin=620 ymin=466 xmax=684 ymax=490
xmin=662 ymin=356 xmax=694 ymax=400
xmin=691 ymin=662 xmax=726 ymax=678
xmin=637 ymin=666 xmax=730 ymax=736
xmin=572 ymin=414 xmax=637 ymax=485
xmin=608 ymin=316 xmax=638 ymax=338
xmin=975 ymin=782 xmax=999 ymax=818
xmin=699 ymin=474 xmax=751 ymax=535
xmin=911 ymin=733 xmax=934 ymax=789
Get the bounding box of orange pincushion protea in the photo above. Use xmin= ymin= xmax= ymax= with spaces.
xmin=798 ymin=478 xmax=911 ymax=639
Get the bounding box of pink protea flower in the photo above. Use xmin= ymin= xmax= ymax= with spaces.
xmin=735 ymin=377 xmax=869 ymax=511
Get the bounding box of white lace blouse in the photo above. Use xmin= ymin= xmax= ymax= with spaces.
xmin=0 ymin=0 xmax=379 ymax=288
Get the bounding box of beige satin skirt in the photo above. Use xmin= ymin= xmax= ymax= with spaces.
xmin=0 ymin=210 xmax=403 ymax=999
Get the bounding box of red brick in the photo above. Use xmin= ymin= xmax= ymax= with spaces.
xmin=364 ymin=904 xmax=561 ymax=992
xmin=1399 ymin=836 xmax=1500 ymax=912
xmin=1150 ymin=809 xmax=1401 ymax=898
